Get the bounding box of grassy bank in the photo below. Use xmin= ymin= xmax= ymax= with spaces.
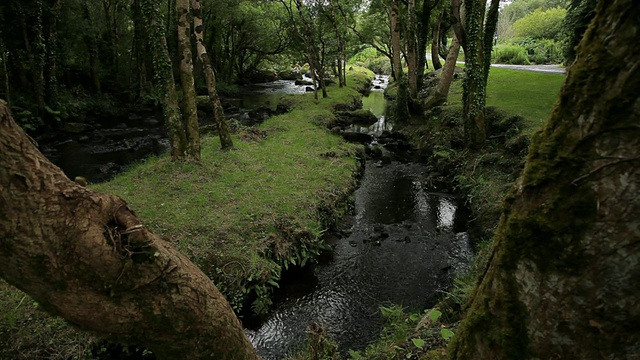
xmin=0 ymin=67 xmax=375 ymax=358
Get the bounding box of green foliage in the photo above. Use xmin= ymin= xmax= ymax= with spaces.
xmin=502 ymin=0 xmax=569 ymax=21
xmin=561 ymin=0 xmax=597 ymax=64
xmin=348 ymin=306 xmax=455 ymax=359
xmin=348 ymin=47 xmax=392 ymax=75
xmin=492 ymin=44 xmax=531 ymax=65
xmin=513 ymin=7 xmax=568 ymax=41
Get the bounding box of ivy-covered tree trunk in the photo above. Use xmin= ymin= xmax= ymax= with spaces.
xmin=406 ymin=0 xmax=419 ymax=98
xmin=450 ymin=1 xmax=640 ymax=358
xmin=452 ymin=0 xmax=499 ymax=149
xmin=31 ymin=0 xmax=48 ymax=127
xmin=44 ymin=0 xmax=62 ymax=107
xmin=82 ymin=0 xmax=102 ymax=93
xmin=176 ymin=0 xmax=200 ymax=160
xmin=0 ymin=37 xmax=10 ymax=106
xmin=141 ymin=0 xmax=187 ymax=159
xmin=0 ymin=101 xmax=259 ymax=360
xmin=191 ymin=0 xmax=233 ymax=150
xmin=390 ymin=0 xmax=403 ymax=82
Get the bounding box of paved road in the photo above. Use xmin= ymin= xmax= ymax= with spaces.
xmin=491 ymin=63 xmax=566 ymax=74
xmin=455 ymin=62 xmax=566 ymax=74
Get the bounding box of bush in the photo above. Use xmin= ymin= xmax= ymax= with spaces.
xmin=513 ymin=7 xmax=567 ymax=41
xmin=492 ymin=44 xmax=531 ymax=65
xmin=509 ymin=37 xmax=565 ymax=64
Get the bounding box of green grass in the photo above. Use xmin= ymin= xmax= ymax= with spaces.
xmin=485 ymin=67 xmax=564 ymax=133
xmin=442 ymin=66 xmax=564 ymax=134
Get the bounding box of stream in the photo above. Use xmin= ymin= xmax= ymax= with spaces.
xmin=247 ymin=76 xmax=472 ymax=359
xmin=38 ymin=75 xmax=471 ymax=359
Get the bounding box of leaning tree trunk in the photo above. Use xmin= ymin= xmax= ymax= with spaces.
xmin=176 ymin=0 xmax=200 ymax=160
xmin=191 ymin=0 xmax=233 ymax=150
xmin=141 ymin=0 xmax=187 ymax=159
xmin=423 ymin=35 xmax=460 ymax=109
xmin=450 ymin=1 xmax=640 ymax=358
xmin=0 ymin=100 xmax=259 ymax=360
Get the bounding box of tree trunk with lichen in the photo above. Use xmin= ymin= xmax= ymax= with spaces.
xmin=176 ymin=0 xmax=200 ymax=160
xmin=0 ymin=100 xmax=259 ymax=359
xmin=191 ymin=0 xmax=233 ymax=150
xmin=141 ymin=0 xmax=187 ymax=159
xmin=449 ymin=1 xmax=640 ymax=358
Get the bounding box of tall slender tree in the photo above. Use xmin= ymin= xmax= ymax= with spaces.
xmin=176 ymin=0 xmax=200 ymax=160
xmin=191 ymin=0 xmax=233 ymax=150
xmin=450 ymin=0 xmax=640 ymax=358
xmin=141 ymin=0 xmax=187 ymax=159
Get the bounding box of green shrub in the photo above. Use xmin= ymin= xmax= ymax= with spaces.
xmin=509 ymin=37 xmax=565 ymax=64
xmin=492 ymin=44 xmax=531 ymax=65
xmin=513 ymin=7 xmax=567 ymax=41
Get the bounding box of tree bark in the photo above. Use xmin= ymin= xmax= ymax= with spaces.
xmin=0 ymin=100 xmax=258 ymax=359
xmin=390 ymin=0 xmax=403 ymax=81
xmin=44 ymin=0 xmax=62 ymax=106
xmin=407 ymin=0 xmax=419 ymax=98
xmin=141 ymin=0 xmax=187 ymax=159
xmin=0 ymin=37 xmax=10 ymax=106
xmin=423 ymin=35 xmax=460 ymax=109
xmin=431 ymin=11 xmax=443 ymax=71
xmin=82 ymin=0 xmax=102 ymax=93
xmin=450 ymin=1 xmax=640 ymax=358
xmin=176 ymin=0 xmax=200 ymax=160
xmin=191 ymin=0 xmax=233 ymax=150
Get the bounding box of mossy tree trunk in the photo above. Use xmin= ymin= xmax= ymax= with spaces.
xmin=390 ymin=0 xmax=403 ymax=82
xmin=176 ymin=0 xmax=200 ymax=160
xmin=452 ymin=0 xmax=500 ymax=149
xmin=0 ymin=37 xmax=10 ymax=106
xmin=44 ymin=0 xmax=62 ymax=107
xmin=450 ymin=1 xmax=640 ymax=358
xmin=0 ymin=101 xmax=259 ymax=359
xmin=191 ymin=0 xmax=233 ymax=150
xmin=430 ymin=11 xmax=443 ymax=71
xmin=81 ymin=0 xmax=102 ymax=93
xmin=141 ymin=0 xmax=187 ymax=159
xmin=406 ymin=0 xmax=419 ymax=98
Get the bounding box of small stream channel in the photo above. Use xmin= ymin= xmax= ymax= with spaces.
xmin=247 ymin=76 xmax=472 ymax=359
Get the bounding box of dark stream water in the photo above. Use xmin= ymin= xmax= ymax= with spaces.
xmin=247 ymin=76 xmax=472 ymax=359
